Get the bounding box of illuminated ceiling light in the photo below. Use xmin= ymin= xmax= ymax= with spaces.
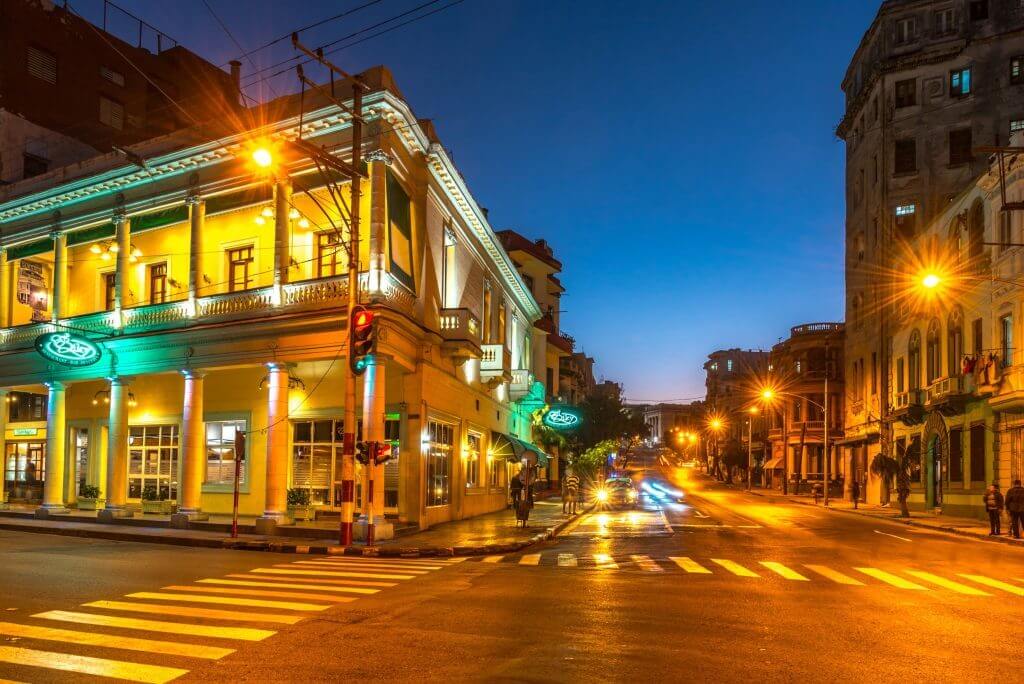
xmin=297 ymin=218 xmax=310 ymax=229
xmin=261 ymin=206 xmax=274 ymax=218
xmin=289 ymin=208 xmax=300 ymax=220
xmin=108 ymin=242 xmax=120 ymax=253
xmin=100 ymin=251 xmax=111 ymax=261
xmin=129 ymin=254 xmax=137 ymax=264
xmin=254 ymin=215 xmax=266 ymax=226
xmin=131 ymin=246 xmax=142 ymax=258
xmin=252 ymin=147 xmax=273 ymax=168
xmin=89 ymin=244 xmax=102 ymax=254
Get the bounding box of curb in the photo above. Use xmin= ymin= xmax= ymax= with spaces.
xmin=745 ymin=489 xmax=1024 ymax=548
xmin=0 ymin=505 xmax=591 ymax=557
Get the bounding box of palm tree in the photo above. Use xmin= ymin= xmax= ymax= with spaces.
xmin=869 ymin=453 xmax=899 ymax=507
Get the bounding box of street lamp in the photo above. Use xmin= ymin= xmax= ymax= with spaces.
xmin=706 ymin=415 xmax=725 ymax=478
xmin=745 ymin=405 xmax=759 ymax=492
xmin=760 ymin=386 xmax=831 ymax=505
xmin=252 ymin=147 xmax=274 ymax=169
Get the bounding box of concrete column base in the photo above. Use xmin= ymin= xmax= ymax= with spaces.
xmin=254 ymin=514 xmax=290 ymax=536
xmin=35 ymin=505 xmax=69 ymax=518
xmin=354 ymin=518 xmax=395 ymax=542
xmin=169 ymin=511 xmax=208 ymax=529
xmin=97 ymin=507 xmax=134 ymax=522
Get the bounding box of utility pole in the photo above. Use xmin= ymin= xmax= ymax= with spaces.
xmin=292 ymin=35 xmax=367 ymax=546
xmin=746 ymin=414 xmax=753 ymax=492
xmin=823 ymin=342 xmax=830 ymax=506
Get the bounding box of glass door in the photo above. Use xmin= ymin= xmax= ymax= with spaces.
xmin=74 ymin=428 xmax=89 ymax=496
xmin=127 ymin=425 xmax=179 ymax=501
xmin=4 ymin=442 xmax=45 ymax=503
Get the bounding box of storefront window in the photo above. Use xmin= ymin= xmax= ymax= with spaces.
xmin=8 ymin=391 xmax=46 ymax=423
xmin=127 ymin=425 xmax=179 ymax=500
xmin=4 ymin=442 xmax=45 ymax=502
xmin=466 ymin=432 xmax=481 ymax=488
xmin=205 ymin=420 xmax=246 ymax=486
xmin=426 ymin=420 xmax=453 ymax=507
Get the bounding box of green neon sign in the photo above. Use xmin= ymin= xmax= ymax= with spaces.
xmin=34 ymin=332 xmax=102 ymax=367
xmin=543 ymin=406 xmax=582 ymax=431
xmin=12 ymin=428 xmax=37 ymax=437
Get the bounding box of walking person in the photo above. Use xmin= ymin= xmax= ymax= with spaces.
xmin=564 ymin=467 xmax=581 ymax=516
xmin=851 ymin=478 xmax=860 ymax=510
xmin=983 ymin=482 xmax=1005 ymax=536
xmin=510 ymin=468 xmax=524 ymax=510
xmin=1005 ymin=479 xmax=1024 ymax=539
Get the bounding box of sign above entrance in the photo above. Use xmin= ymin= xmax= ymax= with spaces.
xmin=12 ymin=428 xmax=37 ymax=437
xmin=34 ymin=332 xmax=102 ymax=367
xmin=543 ymin=406 xmax=582 ymax=431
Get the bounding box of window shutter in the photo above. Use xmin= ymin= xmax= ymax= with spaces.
xmin=26 ymin=46 xmax=57 ymax=84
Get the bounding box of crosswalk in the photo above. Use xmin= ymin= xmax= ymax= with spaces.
xmin=471 ymin=552 xmax=1024 ymax=597
xmin=0 ymin=554 xmax=460 ymax=683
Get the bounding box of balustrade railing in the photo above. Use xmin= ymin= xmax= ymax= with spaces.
xmin=439 ymin=308 xmax=481 ymax=345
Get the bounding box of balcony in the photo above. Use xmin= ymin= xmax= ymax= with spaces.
xmin=0 ymin=272 xmax=418 ymax=352
xmin=893 ymin=389 xmax=925 ymax=426
xmin=510 ymin=368 xmax=533 ymax=400
xmin=790 ymin=322 xmax=844 ymax=336
xmin=924 ymin=376 xmax=969 ymax=415
xmin=480 ymin=343 xmax=512 ymax=387
xmin=438 ymin=308 xmax=482 ymax=364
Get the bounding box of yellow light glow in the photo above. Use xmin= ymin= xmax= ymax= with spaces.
xmin=748 ymin=406 xmax=760 ymax=414
xmin=298 ymin=218 xmax=310 ymax=229
xmin=921 ymin=273 xmax=941 ymax=289
xmin=108 ymin=243 xmax=119 ymax=253
xmin=254 ymin=216 xmax=266 ymax=226
xmin=710 ymin=418 xmax=723 ymax=430
xmin=252 ymin=148 xmax=273 ymax=168
xmin=100 ymin=252 xmax=111 ymax=261
xmin=289 ymin=209 xmax=300 ymax=220
xmin=89 ymin=244 xmax=102 ymax=254
xmin=261 ymin=206 xmax=274 ymax=219
xmin=762 ymin=388 xmax=775 ymax=400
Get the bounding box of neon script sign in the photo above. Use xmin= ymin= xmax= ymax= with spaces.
xmin=543 ymin=406 xmax=582 ymax=431
xmin=35 ymin=332 xmax=102 ymax=367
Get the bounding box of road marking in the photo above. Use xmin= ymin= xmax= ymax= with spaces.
xmin=519 ymin=554 xmax=542 ymax=566
xmin=710 ymin=559 xmax=759 ymax=577
xmin=593 ymin=554 xmax=619 ymax=569
xmin=268 ymin=565 xmax=415 ymax=580
xmin=482 ymin=555 xmax=504 ymax=563
xmin=290 ymin=560 xmax=428 ymax=575
xmin=0 ymin=645 xmax=187 ymax=684
xmin=124 ymin=592 xmax=328 ymax=612
xmin=959 ymin=574 xmax=1024 ymax=596
xmin=161 ymin=585 xmax=357 ymax=603
xmin=0 ymin=621 xmax=233 ymax=660
xmin=668 ymin=557 xmax=712 ymax=574
xmin=855 ymin=568 xmax=928 ymax=590
xmin=804 ymin=565 xmax=864 ymax=586
xmin=301 ymin=560 xmax=437 ymax=572
xmin=198 ymin=579 xmax=379 ymax=595
xmin=34 ymin=610 xmax=275 ymax=641
xmin=904 ymin=571 xmax=991 ymax=596
xmin=316 ymin=557 xmax=445 ymax=567
xmin=760 ymin=562 xmax=809 ymax=581
xmin=237 ymin=571 xmax=396 ymax=587
xmin=81 ymin=601 xmax=302 ymax=625
xmin=557 ymin=553 xmax=577 ymax=567
xmin=873 ymin=530 xmax=913 ymax=542
xmin=631 ymin=555 xmax=664 ymax=572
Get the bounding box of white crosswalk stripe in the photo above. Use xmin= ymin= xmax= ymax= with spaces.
xmin=557 ymin=553 xmax=578 ymax=567
xmin=631 ymin=555 xmax=663 ymax=572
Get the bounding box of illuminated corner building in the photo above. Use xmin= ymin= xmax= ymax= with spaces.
xmin=496 ymin=230 xmax=577 ymax=487
xmin=703 ymin=349 xmax=769 ymax=445
xmin=0 ymin=65 xmax=547 ymax=534
xmin=0 ymin=0 xmax=241 ymax=185
xmin=838 ymin=0 xmax=1024 ymax=510
xmin=643 ymin=402 xmax=704 ymax=446
xmin=764 ymin=324 xmax=844 ymax=493
xmin=878 ymin=132 xmax=1024 ymax=518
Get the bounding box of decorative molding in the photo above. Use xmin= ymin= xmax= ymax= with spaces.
xmin=365 ymin=149 xmax=394 ymax=165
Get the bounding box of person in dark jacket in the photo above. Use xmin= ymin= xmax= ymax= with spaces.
xmin=851 ymin=479 xmax=861 ymax=510
xmin=510 ymin=469 xmax=524 ymax=509
xmin=1005 ymin=479 xmax=1024 ymax=539
xmin=983 ymin=483 xmax=1005 ymax=536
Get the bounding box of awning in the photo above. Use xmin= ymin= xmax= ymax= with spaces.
xmin=490 ymin=431 xmax=549 ymax=467
xmin=764 ymin=456 xmax=784 ymax=469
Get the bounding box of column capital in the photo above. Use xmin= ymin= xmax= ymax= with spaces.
xmin=181 ymin=369 xmax=207 ymax=379
xmin=185 ymin=194 xmax=204 ymax=207
xmin=112 ymin=209 xmax=128 ymax=225
xmin=44 ymin=380 xmax=65 ymax=391
xmin=106 ymin=376 xmax=132 ymax=386
xmin=50 ymin=229 xmax=66 ymax=241
xmin=265 ymin=361 xmax=291 ymax=372
xmin=365 ymin=149 xmax=393 ymax=166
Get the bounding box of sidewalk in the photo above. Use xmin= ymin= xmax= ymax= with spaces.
xmin=746 ymin=486 xmax=1024 ymax=547
xmin=0 ymin=498 xmax=584 ymax=556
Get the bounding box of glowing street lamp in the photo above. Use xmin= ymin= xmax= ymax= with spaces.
xmin=921 ymin=272 xmax=941 ymax=289
xmin=252 ymin=147 xmax=274 ymax=169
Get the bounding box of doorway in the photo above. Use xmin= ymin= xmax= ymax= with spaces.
xmin=928 ymin=435 xmax=943 ymax=509
xmin=4 ymin=442 xmax=45 ymax=503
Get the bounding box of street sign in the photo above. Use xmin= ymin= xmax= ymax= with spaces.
xmin=35 ymin=331 xmax=102 ymax=367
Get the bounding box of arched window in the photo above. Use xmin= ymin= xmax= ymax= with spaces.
xmin=968 ymin=199 xmax=985 ymax=260
xmin=926 ymin=318 xmax=942 ymax=383
xmin=947 ymin=308 xmax=963 ymax=377
xmin=908 ymin=329 xmax=922 ymax=390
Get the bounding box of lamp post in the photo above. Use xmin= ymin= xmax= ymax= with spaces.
xmin=746 ymin=406 xmax=759 ymax=492
xmin=760 ymin=387 xmax=831 ymax=505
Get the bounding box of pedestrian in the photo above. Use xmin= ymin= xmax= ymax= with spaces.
xmin=851 ymin=478 xmax=860 ymax=510
xmin=983 ymin=482 xmax=1005 ymax=536
xmin=510 ymin=468 xmax=524 ymax=509
xmin=1005 ymin=479 xmax=1024 ymax=539
xmin=564 ymin=467 xmax=581 ymax=516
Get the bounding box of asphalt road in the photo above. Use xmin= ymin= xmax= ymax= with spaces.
xmin=3 ymin=467 xmax=1024 ymax=683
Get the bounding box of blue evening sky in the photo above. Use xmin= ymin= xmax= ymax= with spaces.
xmin=81 ymin=0 xmax=878 ymax=402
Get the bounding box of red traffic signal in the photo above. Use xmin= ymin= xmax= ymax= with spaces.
xmin=349 ymin=305 xmax=377 ymax=375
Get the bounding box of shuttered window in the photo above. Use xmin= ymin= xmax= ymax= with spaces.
xmin=969 ymin=424 xmax=986 ymax=483
xmin=26 ymin=46 xmax=56 ymax=84
xmin=949 ymin=428 xmax=963 ymax=483
xmin=895 ymin=138 xmax=917 ymax=174
xmin=99 ymin=96 xmax=124 ymax=130
xmin=100 ymin=65 xmax=125 ymax=86
xmin=949 ymin=128 xmax=973 ymax=166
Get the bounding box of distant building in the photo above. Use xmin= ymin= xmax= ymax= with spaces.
xmin=765 ymin=323 xmax=844 ymax=492
xmin=560 ymin=351 xmax=595 ymax=405
xmin=703 ymin=348 xmax=770 ymax=445
xmin=0 ymin=0 xmax=240 ymax=184
xmin=839 ymin=0 xmax=1024 ymax=508
xmin=643 ymin=402 xmax=704 ymax=445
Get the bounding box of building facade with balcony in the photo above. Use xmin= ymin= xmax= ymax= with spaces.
xmin=703 ymin=348 xmax=770 ymax=449
xmin=765 ymin=323 xmax=845 ymax=492
xmin=0 ymin=66 xmax=546 ymax=533
xmin=886 ymin=133 xmax=1024 ymax=518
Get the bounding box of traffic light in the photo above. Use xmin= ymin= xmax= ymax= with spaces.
xmin=355 ymin=441 xmax=370 ymax=465
xmin=375 ymin=443 xmax=393 ymax=465
xmin=349 ymin=305 xmax=376 ymax=375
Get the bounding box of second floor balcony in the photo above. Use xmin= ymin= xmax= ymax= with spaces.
xmin=480 ymin=343 xmax=512 ymax=387
xmin=893 ymin=388 xmax=925 ymax=426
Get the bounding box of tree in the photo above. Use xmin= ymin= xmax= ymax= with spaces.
xmin=869 ymin=453 xmax=899 ymax=507
xmin=719 ymin=438 xmax=746 ymax=484
xmin=573 ymin=439 xmax=618 ymax=480
xmin=573 ymin=392 xmax=648 ymax=454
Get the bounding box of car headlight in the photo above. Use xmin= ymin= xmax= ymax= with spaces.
xmin=596 ymin=489 xmax=609 ymax=502
xmin=627 ymin=491 xmax=637 ymax=500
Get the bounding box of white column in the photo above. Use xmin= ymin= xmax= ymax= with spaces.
xmin=37 ymin=381 xmax=68 ymax=515
xmin=273 ymin=179 xmax=292 ymax=295
xmin=257 ymin=363 xmax=290 ymax=532
xmin=113 ymin=212 xmax=130 ymax=327
xmin=187 ymin=195 xmax=205 ymax=308
xmin=0 ymin=248 xmax=9 ymax=328
xmin=99 ymin=377 xmax=133 ymax=520
xmin=359 ymin=355 xmax=392 ymax=540
xmin=0 ymin=390 xmax=7 ymax=508
xmin=174 ymin=370 xmax=207 ymax=523
xmin=367 ymin=150 xmax=392 ymax=295
xmin=51 ymin=231 xmax=67 ymax=322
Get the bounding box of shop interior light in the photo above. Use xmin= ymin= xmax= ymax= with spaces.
xmin=289 ymin=208 xmax=300 ymax=220
xmin=297 ymin=218 xmax=310 ymax=229
xmin=254 ymin=215 xmax=266 ymax=226
xmin=261 ymin=206 xmax=274 ymax=218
